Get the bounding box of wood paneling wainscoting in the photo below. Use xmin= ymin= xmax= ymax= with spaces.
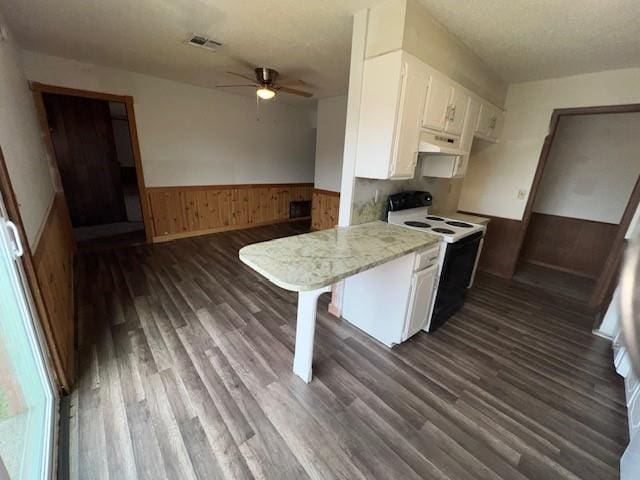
xmin=461 ymin=211 xmax=522 ymax=278
xmin=520 ymin=212 xmax=618 ymax=278
xmin=311 ymin=188 xmax=340 ymax=230
xmin=33 ymin=193 xmax=76 ymax=390
xmin=146 ymin=183 xmax=313 ymax=242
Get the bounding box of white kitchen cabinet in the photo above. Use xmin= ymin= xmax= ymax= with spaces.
xmin=421 ymin=96 xmax=479 ymax=179
xmin=446 ymin=88 xmax=469 ymax=136
xmin=355 ymin=50 xmax=428 ymax=180
xmin=475 ymin=102 xmax=504 ymax=142
xmin=342 ymin=253 xmax=416 ymax=347
xmin=422 ymin=76 xmax=451 ymax=132
xmin=403 ymin=264 xmax=438 ymax=340
xmin=343 ymin=245 xmax=440 ymax=347
xmin=422 ymin=76 xmax=469 ymax=137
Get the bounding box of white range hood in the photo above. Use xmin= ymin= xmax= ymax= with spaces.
xmin=418 ymin=130 xmax=466 ymax=156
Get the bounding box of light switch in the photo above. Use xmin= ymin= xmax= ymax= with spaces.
xmin=517 ymin=189 xmax=527 ymax=200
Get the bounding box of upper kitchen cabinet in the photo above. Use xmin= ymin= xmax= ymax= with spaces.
xmin=355 ymin=50 xmax=428 ymax=180
xmin=422 ymin=75 xmax=469 ymax=137
xmin=475 ymin=102 xmax=505 ymax=142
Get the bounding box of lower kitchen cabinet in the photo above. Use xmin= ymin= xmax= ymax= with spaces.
xmin=342 ymin=245 xmax=440 ymax=347
xmin=403 ymin=263 xmax=438 ymax=340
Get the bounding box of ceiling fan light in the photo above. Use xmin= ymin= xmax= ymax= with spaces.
xmin=256 ymin=87 xmax=276 ymax=100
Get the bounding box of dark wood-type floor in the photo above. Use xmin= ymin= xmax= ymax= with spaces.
xmin=513 ymin=262 xmax=596 ymax=305
xmin=71 ymin=221 xmax=628 ymax=480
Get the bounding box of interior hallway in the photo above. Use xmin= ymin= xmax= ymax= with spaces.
xmin=70 ymin=221 xmax=627 ymax=480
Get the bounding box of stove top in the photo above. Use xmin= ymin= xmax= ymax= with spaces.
xmin=388 ymin=207 xmax=485 ymax=243
xmin=404 ymin=221 xmax=431 ymax=228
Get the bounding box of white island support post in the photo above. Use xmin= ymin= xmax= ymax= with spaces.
xmin=292 ymin=285 xmax=332 ymax=382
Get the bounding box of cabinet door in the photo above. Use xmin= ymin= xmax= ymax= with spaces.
xmin=355 ymin=51 xmax=405 ymax=179
xmin=487 ymin=108 xmax=504 ymax=141
xmin=422 ymin=76 xmax=452 ymax=132
xmin=403 ymin=264 xmax=438 ymax=340
xmin=444 ymin=88 xmax=469 ymax=136
xmin=475 ymin=103 xmax=492 ymax=137
xmin=390 ymin=57 xmax=428 ymax=179
xmin=475 ymin=103 xmax=504 ymax=141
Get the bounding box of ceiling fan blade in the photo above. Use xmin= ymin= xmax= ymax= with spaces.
xmin=277 ymin=78 xmax=307 ymax=87
xmin=226 ymin=71 xmax=257 ymax=82
xmin=216 ymin=84 xmax=257 ymax=88
xmin=277 ymin=86 xmax=313 ymax=98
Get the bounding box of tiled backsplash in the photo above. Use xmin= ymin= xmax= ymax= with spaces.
xmin=351 ymin=158 xmax=464 ymax=225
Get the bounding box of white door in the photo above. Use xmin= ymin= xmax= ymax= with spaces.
xmin=422 ymin=76 xmax=452 ymax=132
xmin=390 ymin=57 xmax=428 ymax=179
xmin=403 ymin=264 xmax=438 ymax=340
xmin=0 ymin=192 xmax=57 ymax=480
xmin=444 ymin=89 xmax=469 ymax=136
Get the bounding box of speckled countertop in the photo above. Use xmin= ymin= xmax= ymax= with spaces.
xmin=239 ymin=221 xmax=440 ymax=292
xmin=432 ymin=211 xmax=490 ymax=226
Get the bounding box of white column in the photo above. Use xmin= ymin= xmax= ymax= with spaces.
xmin=292 ymin=285 xmax=331 ymax=382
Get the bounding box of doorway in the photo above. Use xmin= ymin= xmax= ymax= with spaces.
xmin=513 ymin=107 xmax=640 ymax=312
xmin=42 ymin=94 xmax=144 ymax=249
xmin=32 ymin=83 xmax=151 ymax=250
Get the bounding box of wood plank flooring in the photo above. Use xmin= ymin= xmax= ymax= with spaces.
xmin=513 ymin=262 xmax=596 ymax=305
xmin=71 ymin=220 xmax=627 ymax=479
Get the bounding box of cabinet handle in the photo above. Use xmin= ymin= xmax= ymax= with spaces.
xmin=450 ymin=106 xmax=456 ymax=122
xmin=445 ymin=105 xmax=452 ymax=123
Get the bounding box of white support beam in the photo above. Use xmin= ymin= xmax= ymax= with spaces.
xmin=292 ymin=285 xmax=332 ymax=382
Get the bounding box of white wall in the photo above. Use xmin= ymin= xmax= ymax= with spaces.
xmin=314 ymin=95 xmax=347 ymax=192
xmin=459 ymin=68 xmax=640 ymax=220
xmin=21 ymin=51 xmax=317 ymax=188
xmin=0 ymin=21 xmax=54 ymax=247
xmin=533 ymin=113 xmax=640 ymax=224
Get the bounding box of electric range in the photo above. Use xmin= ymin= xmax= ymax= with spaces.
xmin=388 ymin=207 xmax=485 ymax=242
xmin=387 ymin=191 xmax=486 ymax=331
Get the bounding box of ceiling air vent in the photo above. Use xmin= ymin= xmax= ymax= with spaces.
xmin=186 ymin=33 xmax=223 ymax=52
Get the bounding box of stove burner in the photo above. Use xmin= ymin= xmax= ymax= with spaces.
xmin=446 ymin=221 xmax=473 ymax=228
xmin=426 ymin=216 xmax=444 ymax=221
xmin=404 ymin=221 xmax=431 ymax=228
xmin=432 ymin=227 xmax=455 ymax=234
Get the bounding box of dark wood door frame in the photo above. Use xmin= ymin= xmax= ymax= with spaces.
xmin=0 ymin=146 xmax=69 ymax=391
xmin=513 ymin=103 xmax=640 ymax=311
xmin=31 ymin=82 xmax=153 ymax=243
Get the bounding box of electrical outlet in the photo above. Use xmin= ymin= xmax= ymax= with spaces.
xmin=517 ymin=189 xmax=527 ymax=200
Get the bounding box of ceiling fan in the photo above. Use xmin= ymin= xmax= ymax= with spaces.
xmin=217 ymin=68 xmax=313 ymax=99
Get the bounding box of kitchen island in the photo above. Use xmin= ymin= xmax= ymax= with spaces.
xmin=239 ymin=221 xmax=439 ymax=382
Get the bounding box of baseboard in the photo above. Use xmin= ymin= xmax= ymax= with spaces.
xmin=521 ymin=259 xmax=598 ymax=280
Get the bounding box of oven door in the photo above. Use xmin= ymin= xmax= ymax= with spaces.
xmin=429 ymin=231 xmax=483 ymax=331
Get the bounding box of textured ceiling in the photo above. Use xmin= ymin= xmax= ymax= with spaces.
xmin=0 ymin=0 xmax=379 ymax=105
xmin=2 ymin=0 xmax=639 ymax=105
xmin=416 ymin=0 xmax=640 ymax=82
